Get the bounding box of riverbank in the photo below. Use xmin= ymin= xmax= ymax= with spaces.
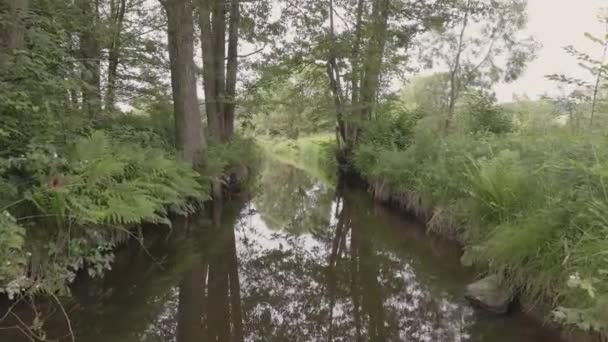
xmin=0 ymin=133 xmax=260 ymax=300
xmin=0 ymin=157 xmax=568 ymax=341
xmin=351 ymin=127 xmax=608 ymax=340
xmin=263 ymin=133 xmax=607 ymax=341
xmin=362 ymin=177 xmax=604 ymax=342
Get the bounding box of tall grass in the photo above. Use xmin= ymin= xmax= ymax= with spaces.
xmin=353 ymin=124 xmax=608 ymax=334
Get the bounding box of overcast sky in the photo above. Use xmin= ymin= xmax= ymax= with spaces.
xmin=495 ymin=0 xmax=606 ymax=102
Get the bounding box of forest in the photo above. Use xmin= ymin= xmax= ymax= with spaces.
xmin=1 ymin=0 xmax=608 ymax=340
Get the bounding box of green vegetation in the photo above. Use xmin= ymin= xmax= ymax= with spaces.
xmin=0 ymin=0 xmax=261 ymax=300
xmin=352 ymin=96 xmax=608 ymax=332
xmin=0 ymin=131 xmax=203 ymax=295
xmin=259 ymin=134 xmax=338 ymax=187
xmin=243 ymin=0 xmax=608 ymax=334
xmin=3 ymin=0 xmax=608 ymax=338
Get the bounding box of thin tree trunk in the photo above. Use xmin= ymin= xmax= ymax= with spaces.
xmin=327 ymin=0 xmax=347 ymax=147
xmin=445 ymin=1 xmax=470 ymax=130
xmin=224 ymin=0 xmax=240 ymax=141
xmin=359 ymin=0 xmax=390 ymax=122
xmin=105 ymin=0 xmax=127 ymax=111
xmin=227 ymin=225 xmax=244 ymax=342
xmin=79 ymin=0 xmax=102 ymax=121
xmin=350 ymin=224 xmax=362 ymax=342
xmin=590 ymin=25 xmax=608 ymax=128
xmin=164 ymin=0 xmax=207 ymax=167
xmin=327 ymin=201 xmax=347 ymax=342
xmin=349 ymin=0 xmax=365 ymax=145
xmin=0 ymin=0 xmax=29 ymax=68
xmin=212 ymin=0 xmax=227 ymax=140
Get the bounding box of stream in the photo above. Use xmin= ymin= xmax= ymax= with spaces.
xmin=0 ymin=158 xmax=563 ymax=342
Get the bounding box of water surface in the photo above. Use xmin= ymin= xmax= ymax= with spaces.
xmin=0 ymin=159 xmax=563 ymax=342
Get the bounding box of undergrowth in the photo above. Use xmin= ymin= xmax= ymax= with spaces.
xmin=352 ymin=114 xmax=608 ymax=334
xmin=0 ymin=131 xmax=209 ymax=296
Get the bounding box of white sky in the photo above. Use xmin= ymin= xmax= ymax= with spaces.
xmin=495 ymin=0 xmax=607 ymax=102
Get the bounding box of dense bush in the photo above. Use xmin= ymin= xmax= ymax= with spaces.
xmin=353 ymin=117 xmax=608 ymax=333
xmin=0 ymin=131 xmax=208 ymax=296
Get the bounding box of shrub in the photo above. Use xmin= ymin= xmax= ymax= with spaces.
xmin=0 ymin=131 xmax=208 ymax=295
xmin=352 ymin=116 xmax=608 ymax=334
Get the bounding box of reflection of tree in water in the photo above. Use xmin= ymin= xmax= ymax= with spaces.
xmin=0 ymin=160 xmax=561 ymax=342
xmin=254 ymin=159 xmax=335 ymax=235
xmin=171 ymin=202 xmax=245 ymax=342
xmin=0 ymin=163 xmax=562 ymax=342
xmin=237 ymin=188 xmax=473 ymax=341
xmin=141 ymin=184 xmax=473 ymax=342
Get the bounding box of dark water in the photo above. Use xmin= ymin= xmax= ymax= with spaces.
xmin=0 ymin=159 xmax=563 ymax=342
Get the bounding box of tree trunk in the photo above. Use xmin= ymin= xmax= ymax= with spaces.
xmin=327 ymin=0 xmax=346 ymax=147
xmin=590 ymin=25 xmax=608 ymax=129
xmin=227 ymin=224 xmax=244 ymax=342
xmin=359 ymin=0 xmax=390 ymax=122
xmin=79 ymin=0 xmax=102 ymax=121
xmin=199 ymin=0 xmax=222 ymax=143
xmin=348 ymin=0 xmax=365 ymax=145
xmin=212 ymin=0 xmax=227 ymax=140
xmin=164 ymin=0 xmax=207 ymax=167
xmin=105 ymin=0 xmax=127 ymax=111
xmin=224 ymin=0 xmax=240 ymax=141
xmin=0 ymin=0 xmax=29 ymax=68
xmin=445 ymin=1 xmax=470 ymax=130
xmin=176 ymin=262 xmax=205 ymax=342
xmin=207 ymin=207 xmax=231 ymax=341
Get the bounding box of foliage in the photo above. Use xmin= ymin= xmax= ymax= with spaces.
xmin=461 ymin=92 xmax=513 ymax=133
xmin=399 ymin=74 xmax=451 ymax=115
xmin=0 ymin=131 xmax=208 ymax=295
xmin=243 ymin=65 xmax=334 ymax=139
xmin=352 ymin=105 xmax=608 ymax=334
xmin=546 ymin=11 xmax=608 ymax=128
xmin=259 ymin=134 xmax=338 ymax=187
xmin=420 ymin=0 xmax=538 ymax=97
xmin=359 ymin=104 xmax=423 ymax=150
xmin=206 ymin=135 xmax=263 ymax=187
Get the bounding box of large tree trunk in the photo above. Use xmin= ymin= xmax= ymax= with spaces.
xmin=359 ymin=0 xmax=390 ymax=122
xmin=207 ymin=205 xmax=231 ymax=341
xmin=224 ymin=0 xmax=240 ymax=141
xmin=0 ymin=0 xmax=29 ymax=68
xmin=105 ymin=0 xmax=127 ymax=111
xmin=199 ymin=0 xmax=222 ymax=143
xmin=176 ymin=262 xmax=206 ymax=342
xmin=199 ymin=0 xmax=238 ymax=143
xmin=79 ymin=0 xmax=102 ymax=121
xmin=164 ymin=0 xmax=207 ymax=167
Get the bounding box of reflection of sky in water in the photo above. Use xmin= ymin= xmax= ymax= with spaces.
xmin=232 ymin=191 xmax=476 ymax=341
xmin=236 ymin=202 xmax=327 ymax=258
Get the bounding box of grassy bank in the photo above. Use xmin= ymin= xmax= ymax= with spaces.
xmin=258 ymin=134 xmax=338 ymax=186
xmin=268 ymin=127 xmax=608 ymax=337
xmin=0 ymin=128 xmax=260 ymax=298
xmin=352 ymin=125 xmax=608 ymax=336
